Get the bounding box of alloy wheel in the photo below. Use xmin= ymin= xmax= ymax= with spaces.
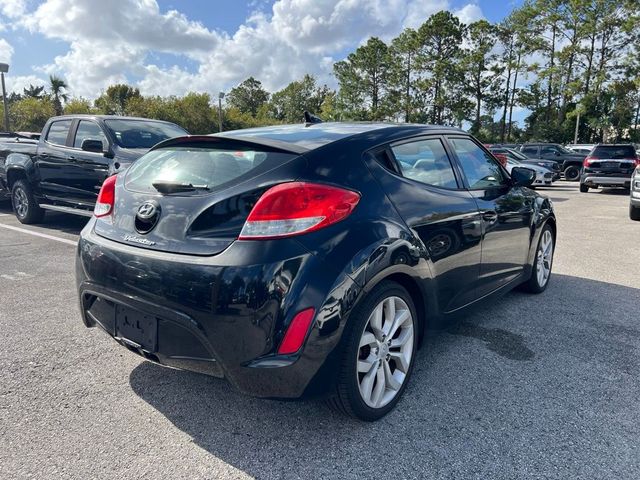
xmin=13 ymin=187 xmax=28 ymax=218
xmin=356 ymin=296 xmax=414 ymax=409
xmin=536 ymin=229 xmax=553 ymax=287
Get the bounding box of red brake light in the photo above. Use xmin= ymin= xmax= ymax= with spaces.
xmin=94 ymin=174 xmax=117 ymax=217
xmin=239 ymin=182 xmax=360 ymax=239
xmin=635 ymin=156 xmax=640 ymax=167
xmin=583 ymin=156 xmax=594 ymax=167
xmin=277 ymin=308 xmax=315 ymax=355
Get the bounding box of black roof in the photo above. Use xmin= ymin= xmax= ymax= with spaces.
xmin=216 ymin=122 xmax=462 ymax=151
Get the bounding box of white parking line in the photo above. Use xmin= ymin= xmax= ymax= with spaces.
xmin=0 ymin=223 xmax=78 ymax=246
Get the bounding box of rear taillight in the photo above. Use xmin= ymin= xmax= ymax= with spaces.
xmin=239 ymin=182 xmax=361 ymax=240
xmin=277 ymin=308 xmax=315 ymax=355
xmin=583 ymin=156 xmax=594 ymax=167
xmin=635 ymin=157 xmax=640 ymax=167
xmin=94 ymin=175 xmax=117 ymax=217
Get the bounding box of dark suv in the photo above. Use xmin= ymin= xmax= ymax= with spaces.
xmin=518 ymin=143 xmax=586 ymax=181
xmin=580 ymin=144 xmax=639 ymax=192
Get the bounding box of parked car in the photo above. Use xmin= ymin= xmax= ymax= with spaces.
xmin=630 ymin=166 xmax=640 ymax=220
xmin=488 ymin=146 xmax=561 ymax=179
xmin=580 ymin=144 xmax=639 ymax=193
xmin=565 ymin=144 xmax=595 ymax=155
xmin=0 ymin=115 xmax=188 ymax=223
xmin=517 ymin=143 xmax=586 ymax=181
xmin=504 ymin=158 xmax=554 ymax=187
xmin=76 ymin=122 xmax=556 ymax=421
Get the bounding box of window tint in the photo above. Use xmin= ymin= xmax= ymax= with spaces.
xmin=46 ymin=120 xmax=72 ymax=146
xmin=591 ymin=145 xmax=636 ymax=159
xmin=74 ymin=121 xmax=108 ymax=149
xmin=125 ymin=146 xmax=295 ymax=194
xmin=448 ymin=137 xmax=507 ymax=189
xmin=105 ymin=119 xmax=187 ymax=149
xmin=521 ymin=146 xmax=538 ymax=155
xmin=390 ymin=138 xmax=458 ymax=189
xmin=540 ymin=146 xmax=559 ymax=155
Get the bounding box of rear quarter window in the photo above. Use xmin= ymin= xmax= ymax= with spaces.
xmin=125 ymin=146 xmax=296 ymax=194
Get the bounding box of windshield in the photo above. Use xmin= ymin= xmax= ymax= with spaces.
xmin=125 ymin=146 xmax=295 ymax=194
xmin=591 ymin=145 xmax=636 ymax=159
xmin=105 ymin=119 xmax=188 ymax=149
xmin=506 ymin=148 xmax=528 ymax=161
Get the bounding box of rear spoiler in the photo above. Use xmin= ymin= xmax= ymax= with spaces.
xmin=150 ymin=134 xmax=309 ymax=155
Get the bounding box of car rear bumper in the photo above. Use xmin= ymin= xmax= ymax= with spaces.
xmin=580 ymin=174 xmax=631 ymax=188
xmin=76 ymin=221 xmax=357 ymax=399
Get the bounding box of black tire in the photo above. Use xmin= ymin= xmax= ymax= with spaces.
xmin=564 ymin=165 xmax=580 ymax=181
xmin=11 ymin=179 xmax=44 ymax=224
xmin=579 ymin=184 xmax=589 ymax=193
xmin=630 ymin=204 xmax=640 ymax=221
xmin=521 ymin=224 xmax=554 ymax=294
xmin=325 ymin=281 xmax=419 ymax=421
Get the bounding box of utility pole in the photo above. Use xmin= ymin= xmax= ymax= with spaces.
xmin=573 ymin=110 xmax=580 ymax=145
xmin=218 ymin=91 xmax=225 ymax=132
xmin=0 ymin=63 xmax=9 ymax=132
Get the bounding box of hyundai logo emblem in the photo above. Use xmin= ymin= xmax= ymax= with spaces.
xmin=135 ymin=200 xmax=161 ymax=234
xmin=137 ymin=202 xmax=157 ymax=220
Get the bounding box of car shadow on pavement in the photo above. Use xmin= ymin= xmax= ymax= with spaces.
xmin=128 ymin=273 xmax=640 ymax=479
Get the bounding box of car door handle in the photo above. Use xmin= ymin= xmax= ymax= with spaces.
xmin=67 ymin=156 xmax=77 ymax=162
xmin=482 ymin=211 xmax=498 ymax=222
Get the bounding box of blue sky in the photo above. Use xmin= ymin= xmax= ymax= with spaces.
xmin=1 ymin=0 xmax=523 ymax=111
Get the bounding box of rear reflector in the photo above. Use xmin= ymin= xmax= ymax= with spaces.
xmin=239 ymin=182 xmax=360 ymax=239
xmin=94 ymin=175 xmax=117 ymax=217
xmin=277 ymin=308 xmax=315 ymax=355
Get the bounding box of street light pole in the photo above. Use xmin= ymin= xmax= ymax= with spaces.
xmin=573 ymin=110 xmax=580 ymax=145
xmin=218 ymin=91 xmax=225 ymax=133
xmin=0 ymin=62 xmax=9 ymax=132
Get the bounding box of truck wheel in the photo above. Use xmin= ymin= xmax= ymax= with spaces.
xmin=631 ymin=204 xmax=640 ymax=221
xmin=579 ymin=184 xmax=589 ymax=193
xmin=564 ymin=166 xmax=580 ymax=181
xmin=12 ymin=180 xmax=45 ymax=224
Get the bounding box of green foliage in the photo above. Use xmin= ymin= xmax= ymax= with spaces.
xmin=94 ymin=84 xmax=141 ymax=115
xmin=270 ymin=74 xmax=330 ymax=123
xmin=64 ymin=98 xmax=95 ymax=115
xmin=227 ymin=77 xmax=269 ymax=117
xmin=7 ymin=97 xmax=56 ymax=131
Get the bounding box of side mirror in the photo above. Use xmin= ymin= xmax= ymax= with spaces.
xmin=81 ymin=138 xmax=105 ymax=154
xmin=511 ymin=166 xmax=536 ymax=187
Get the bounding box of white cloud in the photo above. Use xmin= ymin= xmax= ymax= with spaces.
xmin=452 ymin=3 xmax=484 ymax=24
xmin=1 ymin=0 xmax=486 ymax=99
xmin=5 ymin=74 xmax=46 ymax=94
xmin=0 ymin=37 xmax=12 ymax=63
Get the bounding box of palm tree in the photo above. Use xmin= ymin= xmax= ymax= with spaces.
xmin=49 ymin=75 xmax=69 ymax=116
xmin=23 ymin=84 xmax=45 ymax=99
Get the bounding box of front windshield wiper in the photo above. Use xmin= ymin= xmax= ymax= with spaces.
xmin=151 ymin=181 xmax=210 ymax=194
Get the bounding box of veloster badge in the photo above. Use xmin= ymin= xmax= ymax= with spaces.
xmin=124 ymin=234 xmax=156 ymax=246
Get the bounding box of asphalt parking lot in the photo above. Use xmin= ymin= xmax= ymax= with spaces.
xmin=0 ymin=183 xmax=638 ymax=480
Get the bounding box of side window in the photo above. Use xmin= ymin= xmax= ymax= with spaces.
xmin=521 ymin=146 xmax=538 ymax=156
xmin=74 ymin=121 xmax=108 ymax=149
xmin=390 ymin=138 xmax=458 ymax=189
xmin=540 ymin=146 xmax=559 ymax=156
xmin=448 ymin=137 xmax=507 ymax=189
xmin=45 ymin=120 xmax=72 ymax=146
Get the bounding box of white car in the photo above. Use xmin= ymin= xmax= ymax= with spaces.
xmin=505 ymin=159 xmax=554 ymax=187
xmin=565 ymin=144 xmax=595 ymax=155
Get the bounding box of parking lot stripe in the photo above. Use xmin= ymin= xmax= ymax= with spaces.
xmin=0 ymin=223 xmax=78 ymax=246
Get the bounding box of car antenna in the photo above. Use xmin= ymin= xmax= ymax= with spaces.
xmin=303 ymin=111 xmax=323 ymax=127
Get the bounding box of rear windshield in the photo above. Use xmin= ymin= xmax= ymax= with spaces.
xmin=591 ymin=145 xmax=636 ymax=159
xmin=105 ymin=120 xmax=188 ymax=149
xmin=125 ymin=146 xmax=294 ymax=193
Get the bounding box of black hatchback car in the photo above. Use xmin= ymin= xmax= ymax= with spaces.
xmin=76 ymin=123 xmax=556 ymax=420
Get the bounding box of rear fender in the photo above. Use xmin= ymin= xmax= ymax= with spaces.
xmin=5 ymin=152 xmax=38 ymax=189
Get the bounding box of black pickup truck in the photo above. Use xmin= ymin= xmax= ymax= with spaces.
xmin=517 ymin=143 xmax=586 ymax=181
xmin=0 ymin=115 xmax=187 ymax=223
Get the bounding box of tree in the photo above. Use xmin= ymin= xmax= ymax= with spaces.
xmin=270 ymin=75 xmax=331 ymax=123
xmin=9 ymin=97 xmax=56 ymax=131
xmin=462 ymin=20 xmax=500 ymax=134
xmin=334 ymin=37 xmax=392 ymax=120
xmin=49 ymin=75 xmax=69 ymax=116
xmin=415 ymin=11 xmax=465 ymax=124
xmin=226 ymin=77 xmax=270 ymax=117
xmin=388 ymin=29 xmax=421 ymax=122
xmin=94 ymin=84 xmax=141 ymax=115
xmin=64 ymin=98 xmax=94 ymax=115
xmin=23 ymin=85 xmax=45 ymax=99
